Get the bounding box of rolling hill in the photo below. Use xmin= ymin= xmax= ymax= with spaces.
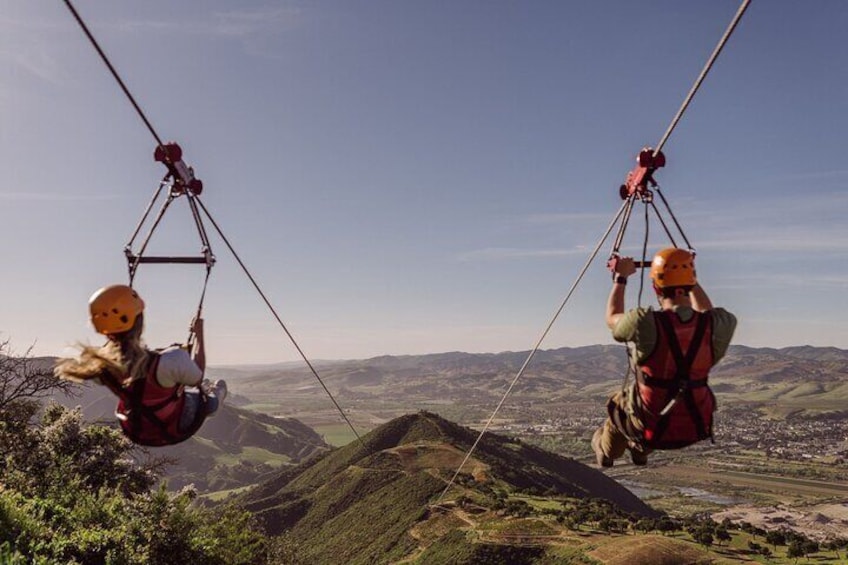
xmin=235 ymin=411 xmax=657 ymax=564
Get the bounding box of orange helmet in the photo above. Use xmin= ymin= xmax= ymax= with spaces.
xmin=89 ymin=285 xmax=145 ymax=335
xmin=650 ymin=248 xmax=696 ymax=288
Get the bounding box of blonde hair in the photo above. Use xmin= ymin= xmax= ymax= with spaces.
xmin=55 ymin=315 xmax=151 ymax=387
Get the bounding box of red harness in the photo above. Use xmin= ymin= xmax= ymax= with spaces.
xmin=636 ymin=310 xmax=716 ymax=449
xmin=100 ymin=353 xmax=206 ymax=447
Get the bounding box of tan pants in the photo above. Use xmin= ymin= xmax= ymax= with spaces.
xmin=594 ymin=388 xmax=652 ymax=463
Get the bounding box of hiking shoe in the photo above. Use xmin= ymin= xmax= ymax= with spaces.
xmin=630 ymin=448 xmax=648 ymax=466
xmin=592 ymin=428 xmax=613 ymax=468
xmin=213 ymin=379 xmax=227 ymax=406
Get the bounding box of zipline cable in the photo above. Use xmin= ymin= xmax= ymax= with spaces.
xmin=638 ymin=201 xmax=649 ymax=308
xmin=62 ymin=0 xmax=164 ymax=147
xmin=62 ymin=0 xmax=364 ymax=447
xmin=194 ymin=197 xmax=365 ymax=447
xmin=439 ymin=0 xmax=752 ymax=502
xmin=436 ymin=198 xmax=632 ymax=502
xmin=654 ymin=0 xmax=751 ymax=156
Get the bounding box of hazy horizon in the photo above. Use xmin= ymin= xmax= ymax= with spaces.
xmin=3 ymin=1 xmax=846 ymax=364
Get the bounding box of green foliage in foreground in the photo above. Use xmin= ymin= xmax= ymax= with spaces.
xmin=0 ymin=484 xmax=265 ymax=565
xmin=0 ymin=400 xmax=274 ymax=565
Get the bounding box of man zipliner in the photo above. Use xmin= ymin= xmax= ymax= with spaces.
xmin=592 ymin=248 xmax=737 ymax=466
xmin=55 ymin=284 xmax=227 ymax=446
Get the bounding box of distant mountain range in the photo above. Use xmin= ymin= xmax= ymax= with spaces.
xmin=40 ymin=343 xmax=848 ymax=494
xmin=212 ymin=344 xmax=848 ymax=411
xmin=235 ymin=411 xmax=656 ymax=563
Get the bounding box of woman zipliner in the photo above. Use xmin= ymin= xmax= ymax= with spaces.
xmin=55 ymin=284 xmax=227 ymax=446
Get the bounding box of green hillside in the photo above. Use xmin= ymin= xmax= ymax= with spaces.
xmin=236 ymin=411 xmax=656 ymax=564
xmin=160 ymin=405 xmax=330 ymax=491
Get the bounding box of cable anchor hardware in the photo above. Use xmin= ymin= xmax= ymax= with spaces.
xmin=154 ymin=142 xmax=204 ymax=197
xmin=124 ymin=142 xmax=216 ymax=277
xmin=606 ymin=147 xmax=697 ymax=281
xmin=619 ymin=148 xmax=665 ymax=200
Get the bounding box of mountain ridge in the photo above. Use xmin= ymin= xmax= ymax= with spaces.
xmin=235 ymin=411 xmax=657 ymax=563
xmin=216 ymin=344 xmax=848 ymax=415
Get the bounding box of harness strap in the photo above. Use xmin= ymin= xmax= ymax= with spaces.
xmin=126 ymin=368 xmax=183 ymax=444
xmin=639 ymin=374 xmax=708 ymax=389
xmin=101 ymin=354 xmax=200 ymax=445
xmin=650 ymin=311 xmax=711 ymax=444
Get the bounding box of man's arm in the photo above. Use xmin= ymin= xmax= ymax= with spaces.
xmin=606 ymin=257 xmax=636 ymax=330
xmin=689 ymin=283 xmax=713 ymax=312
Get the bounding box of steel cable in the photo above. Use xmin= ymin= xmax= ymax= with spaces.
xmin=436 ymin=198 xmax=631 ymax=502
xmin=638 ymin=201 xmax=649 ymax=308
xmin=62 ymin=0 xmax=164 ymax=147
xmin=654 ymin=0 xmax=752 ymax=156
xmin=194 ymin=197 xmax=365 ymax=447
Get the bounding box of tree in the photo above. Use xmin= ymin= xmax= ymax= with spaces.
xmin=558 ymin=513 xmax=582 ymax=531
xmin=766 ymin=529 xmax=786 ymax=550
xmin=825 ymin=538 xmax=848 ymax=560
xmin=504 ymin=499 xmax=531 ymax=518
xmin=634 ymin=518 xmax=656 ymax=534
xmin=0 ymin=343 xmax=267 ymax=565
xmin=801 ymin=539 xmax=819 ymax=558
xmin=0 ymin=340 xmax=74 ymax=413
xmin=787 ymin=540 xmax=804 ymax=563
xmin=656 ymin=516 xmax=678 ymax=536
xmin=715 ymin=527 xmax=732 ymax=546
xmin=696 ymin=530 xmax=714 ymax=549
xmin=0 ymin=341 xmax=75 ymax=483
xmin=0 ymin=407 xmax=268 ymax=564
xmin=3 ymin=403 xmax=159 ymax=498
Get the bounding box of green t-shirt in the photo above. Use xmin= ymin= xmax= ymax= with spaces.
xmin=612 ymin=305 xmax=737 ymax=365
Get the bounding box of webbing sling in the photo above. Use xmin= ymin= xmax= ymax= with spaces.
xmin=649 ymin=310 xmax=711 ymax=445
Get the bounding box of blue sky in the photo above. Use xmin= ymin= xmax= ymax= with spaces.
xmin=1 ymin=1 xmax=846 ymax=364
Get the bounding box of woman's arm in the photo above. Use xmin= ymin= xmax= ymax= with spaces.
xmin=190 ymin=317 xmax=206 ymax=375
